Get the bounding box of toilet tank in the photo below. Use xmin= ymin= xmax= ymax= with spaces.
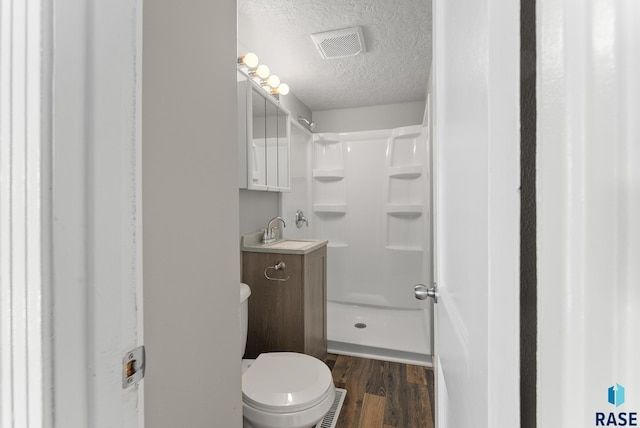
xmin=239 ymin=283 xmax=251 ymax=357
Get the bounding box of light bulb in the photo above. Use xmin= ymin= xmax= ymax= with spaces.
xmin=255 ymin=64 xmax=270 ymax=79
xmin=267 ymin=75 xmax=280 ymax=88
xmin=277 ymin=83 xmax=290 ymax=95
xmin=238 ymin=52 xmax=259 ymax=68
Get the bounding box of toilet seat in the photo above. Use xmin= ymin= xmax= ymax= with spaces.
xmin=242 ymin=352 xmax=334 ymax=414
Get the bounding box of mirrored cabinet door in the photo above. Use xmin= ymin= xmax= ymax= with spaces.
xmin=265 ymin=98 xmax=279 ymax=189
xmin=277 ymin=107 xmax=290 ymax=190
xmin=250 ymin=88 xmax=267 ymax=189
xmin=238 ymin=75 xmax=290 ymax=192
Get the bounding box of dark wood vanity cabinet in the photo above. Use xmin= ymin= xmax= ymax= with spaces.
xmin=242 ymin=245 xmax=327 ymax=361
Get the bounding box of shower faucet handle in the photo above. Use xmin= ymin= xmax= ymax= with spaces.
xmin=295 ymin=210 xmax=309 ymax=228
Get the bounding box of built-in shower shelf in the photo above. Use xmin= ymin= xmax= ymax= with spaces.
xmin=390 ymin=127 xmax=422 ymax=140
xmin=327 ymin=243 xmax=348 ymax=248
xmin=385 ymin=204 xmax=423 ymax=215
xmin=313 ymin=169 xmax=345 ymax=180
xmin=387 ymin=166 xmax=422 ymax=179
xmin=384 ymin=245 xmax=424 ymax=252
xmin=314 ymin=203 xmax=348 ymax=213
xmin=314 ymin=134 xmax=341 ymax=145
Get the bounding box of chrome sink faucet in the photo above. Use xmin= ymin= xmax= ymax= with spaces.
xmin=262 ymin=216 xmax=286 ymax=243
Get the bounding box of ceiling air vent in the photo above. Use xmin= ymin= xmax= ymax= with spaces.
xmin=311 ymin=27 xmax=366 ymax=60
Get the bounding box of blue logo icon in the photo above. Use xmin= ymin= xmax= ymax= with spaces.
xmin=609 ymin=384 xmax=625 ymax=407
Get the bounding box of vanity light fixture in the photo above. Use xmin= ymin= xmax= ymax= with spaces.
xmin=238 ymin=52 xmax=259 ymax=68
xmin=251 ymin=64 xmax=270 ymax=80
xmin=276 ymin=83 xmax=289 ymax=95
xmin=267 ymin=75 xmax=280 ymax=89
xmin=237 ymin=52 xmax=290 ymax=98
xmin=267 ymin=83 xmax=289 ymax=96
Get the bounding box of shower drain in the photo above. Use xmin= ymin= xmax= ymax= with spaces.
xmin=354 ymin=323 xmax=367 ymax=329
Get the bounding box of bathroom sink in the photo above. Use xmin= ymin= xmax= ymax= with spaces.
xmin=267 ymin=240 xmax=316 ymax=250
xmin=241 ymin=233 xmax=328 ymax=255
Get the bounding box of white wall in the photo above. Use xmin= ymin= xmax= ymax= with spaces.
xmin=280 ymin=123 xmax=314 ymax=240
xmin=312 ymin=101 xmax=426 ymax=133
xmin=142 ymin=1 xmax=242 ymax=427
xmin=537 ymin=1 xmax=640 ymax=426
xmin=281 ymin=92 xmax=313 ymax=130
xmin=239 ymin=190 xmax=280 ymax=234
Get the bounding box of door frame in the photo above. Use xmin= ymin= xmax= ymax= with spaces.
xmin=1 ymin=0 xmax=53 ymax=425
xmin=0 ymin=1 xmax=144 ymax=426
xmin=50 ymin=1 xmax=145 ymax=426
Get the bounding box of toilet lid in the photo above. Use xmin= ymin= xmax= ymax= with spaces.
xmin=242 ymin=352 xmax=334 ymax=413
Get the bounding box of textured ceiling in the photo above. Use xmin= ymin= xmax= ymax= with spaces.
xmin=238 ymin=0 xmax=432 ymax=112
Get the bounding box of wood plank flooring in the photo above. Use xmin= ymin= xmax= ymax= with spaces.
xmin=325 ymin=354 xmax=435 ymax=428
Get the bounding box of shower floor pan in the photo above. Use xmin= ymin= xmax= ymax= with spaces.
xmin=327 ymin=301 xmax=432 ymax=367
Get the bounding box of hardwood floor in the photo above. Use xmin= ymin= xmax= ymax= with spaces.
xmin=325 ymin=354 xmax=435 ymax=428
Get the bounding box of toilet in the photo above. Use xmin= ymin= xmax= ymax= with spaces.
xmin=240 ymin=283 xmax=335 ymax=428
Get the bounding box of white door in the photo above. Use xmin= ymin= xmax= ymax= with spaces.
xmin=426 ymin=0 xmax=521 ymax=427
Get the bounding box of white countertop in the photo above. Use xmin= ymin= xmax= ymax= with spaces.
xmin=241 ymin=232 xmax=328 ymax=255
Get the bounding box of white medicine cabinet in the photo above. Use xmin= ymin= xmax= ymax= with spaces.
xmin=238 ymin=73 xmax=290 ymax=192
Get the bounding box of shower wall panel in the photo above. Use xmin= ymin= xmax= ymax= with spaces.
xmin=312 ymin=126 xmax=430 ymax=309
xmin=280 ymin=123 xmax=314 ymax=240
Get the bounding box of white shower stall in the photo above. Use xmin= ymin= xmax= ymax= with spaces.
xmin=282 ymin=122 xmax=432 ymax=366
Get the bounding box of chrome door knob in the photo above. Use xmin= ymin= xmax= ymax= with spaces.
xmin=414 ymin=283 xmax=438 ymax=303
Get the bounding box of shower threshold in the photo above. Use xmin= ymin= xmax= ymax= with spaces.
xmin=327 ymin=301 xmax=432 ymax=367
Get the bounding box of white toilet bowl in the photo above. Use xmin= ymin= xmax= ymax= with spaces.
xmin=241 ymin=352 xmax=335 ymax=428
xmin=240 ymin=282 xmax=335 ymax=428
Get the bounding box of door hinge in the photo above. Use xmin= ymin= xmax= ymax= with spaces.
xmin=122 ymin=345 xmax=145 ymax=388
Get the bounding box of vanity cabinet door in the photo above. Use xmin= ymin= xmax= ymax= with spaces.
xmin=241 ymin=246 xmax=327 ymax=360
xmin=302 ymin=246 xmax=327 ymax=359
xmin=243 ymin=252 xmax=304 ymax=357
